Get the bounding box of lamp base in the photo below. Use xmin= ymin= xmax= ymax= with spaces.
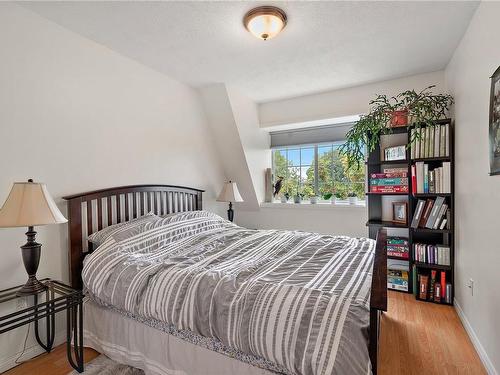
xmin=16 ymin=277 xmax=47 ymax=296
xmin=16 ymin=227 xmax=47 ymax=296
xmin=227 ymin=202 xmax=234 ymax=222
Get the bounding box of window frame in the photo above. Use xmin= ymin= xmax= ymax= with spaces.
xmin=271 ymin=141 xmax=366 ymax=203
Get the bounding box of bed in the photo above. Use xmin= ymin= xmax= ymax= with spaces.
xmin=63 ymin=185 xmax=387 ymax=375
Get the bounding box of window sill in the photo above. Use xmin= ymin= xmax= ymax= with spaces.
xmin=260 ymin=201 xmax=366 ymax=210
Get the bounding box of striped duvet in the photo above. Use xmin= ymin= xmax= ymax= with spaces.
xmin=83 ymin=211 xmax=375 ymax=375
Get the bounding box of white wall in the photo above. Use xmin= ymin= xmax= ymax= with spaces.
xmin=0 ymin=4 xmax=224 ymax=370
xmin=445 ymin=3 xmax=500 ymax=374
xmin=259 ymin=70 xmax=446 ymax=128
xmin=236 ymin=205 xmax=367 ymax=238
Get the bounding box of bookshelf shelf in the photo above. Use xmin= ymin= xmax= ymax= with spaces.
xmin=366 ymin=159 xmax=408 ymax=166
xmin=366 ymin=220 xmax=409 ymax=229
xmin=366 ymin=192 xmax=408 ymax=196
xmin=367 ymin=119 xmax=454 ymax=304
xmin=414 ymin=262 xmax=452 ymax=271
xmin=412 ymin=156 xmax=451 ymax=162
xmin=413 ymin=193 xmax=452 ymax=198
xmin=411 ymin=227 xmax=452 ymax=234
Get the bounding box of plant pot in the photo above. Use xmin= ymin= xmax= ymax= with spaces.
xmin=280 ymin=196 xmax=288 ymax=203
xmin=293 ymin=195 xmax=301 ymax=204
xmin=310 ymin=196 xmax=318 ymax=204
xmin=390 ymin=109 xmax=408 ymax=128
xmin=348 ymin=196 xmax=358 ymax=205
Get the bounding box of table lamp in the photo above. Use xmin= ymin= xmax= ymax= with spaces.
xmin=216 ymin=181 xmax=244 ymax=222
xmin=0 ymin=179 xmax=67 ymax=295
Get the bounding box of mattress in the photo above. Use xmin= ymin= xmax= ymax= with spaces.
xmin=82 ymin=211 xmax=375 ymax=375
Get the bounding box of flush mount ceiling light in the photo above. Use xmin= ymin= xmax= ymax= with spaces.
xmin=243 ymin=6 xmax=287 ymax=41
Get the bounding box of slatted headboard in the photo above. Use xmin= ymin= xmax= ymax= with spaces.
xmin=63 ymin=185 xmax=204 ymax=289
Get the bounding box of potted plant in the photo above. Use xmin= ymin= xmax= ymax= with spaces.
xmin=339 ymin=85 xmax=454 ymax=169
xmin=280 ymin=192 xmax=289 ymax=203
xmin=323 ymin=192 xmax=333 ymax=203
xmin=309 ymin=194 xmax=318 ymax=204
xmin=348 ymin=192 xmax=358 ymax=205
xmin=333 ymin=192 xmax=344 ymax=204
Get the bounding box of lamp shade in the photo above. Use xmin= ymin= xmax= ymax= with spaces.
xmin=0 ymin=181 xmax=67 ymax=228
xmin=216 ymin=181 xmax=244 ymax=203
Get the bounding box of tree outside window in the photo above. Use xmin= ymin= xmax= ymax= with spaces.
xmin=272 ymin=143 xmax=365 ymax=200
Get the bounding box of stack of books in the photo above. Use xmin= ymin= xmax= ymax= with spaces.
xmin=388 ymin=259 xmax=409 ymax=292
xmin=413 ymin=243 xmax=451 ymax=265
xmin=417 ymin=270 xmax=452 ymax=304
xmin=387 ymin=237 xmax=409 ymax=259
xmin=411 ymin=161 xmax=451 ymax=194
xmin=410 ymin=197 xmax=450 ymax=230
xmin=370 ymin=168 xmax=409 ymax=193
xmin=410 ymin=123 xmax=450 ymax=159
xmin=388 ymin=269 xmax=409 ymax=292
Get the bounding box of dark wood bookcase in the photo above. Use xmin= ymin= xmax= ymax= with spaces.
xmin=366 ymin=119 xmax=454 ymax=305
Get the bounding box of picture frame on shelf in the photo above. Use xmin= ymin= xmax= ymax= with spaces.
xmin=392 ymin=201 xmax=408 ymax=224
xmin=489 ymin=66 xmax=500 ymax=176
xmin=384 ymin=145 xmax=406 ymax=161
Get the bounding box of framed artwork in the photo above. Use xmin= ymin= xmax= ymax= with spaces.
xmin=489 ymin=66 xmax=500 ymax=175
xmin=392 ymin=201 xmax=408 ymax=225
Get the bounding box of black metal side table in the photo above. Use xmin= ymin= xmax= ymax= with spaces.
xmin=0 ymin=279 xmax=84 ymax=372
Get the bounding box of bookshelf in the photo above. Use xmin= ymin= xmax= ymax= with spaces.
xmin=366 ymin=119 xmax=454 ymax=305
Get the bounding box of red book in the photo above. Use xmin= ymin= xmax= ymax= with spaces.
xmin=370 ymin=185 xmax=409 ymax=193
xmin=440 ymin=271 xmax=446 ymax=298
xmin=411 ymin=165 xmax=417 ymax=194
xmin=387 ymin=251 xmax=409 ymax=259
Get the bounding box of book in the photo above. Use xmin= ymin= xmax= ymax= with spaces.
xmin=423 ymin=164 xmax=429 ymax=193
xmin=370 ymin=178 xmax=409 ymax=185
xmin=416 ymin=162 xmax=424 ymax=193
xmin=411 ymin=165 xmax=417 ymax=194
xmin=383 ymin=167 xmax=407 ymax=173
xmin=370 ymin=172 xmax=408 ymax=178
xmin=425 ymin=196 xmax=445 ymax=229
xmin=419 ymin=199 xmax=434 ymax=228
xmin=439 ymin=219 xmax=447 ymax=230
xmin=370 ymin=185 xmax=409 ymax=193
xmin=445 ymin=124 xmax=450 ymax=157
xmin=419 ymin=275 xmax=429 ymax=300
xmin=434 ymin=283 xmax=442 ymax=302
xmin=434 ymin=125 xmax=440 ymax=158
xmin=445 ymin=283 xmax=452 ymax=304
xmin=440 ymin=124 xmax=446 ymax=156
xmin=429 ymin=270 xmax=437 ymax=301
xmin=440 ymin=271 xmax=446 ymax=298
xmin=410 ymin=128 xmax=416 ymax=159
xmin=433 ymin=203 xmax=448 ymax=229
xmin=411 ymin=200 xmax=425 ymax=228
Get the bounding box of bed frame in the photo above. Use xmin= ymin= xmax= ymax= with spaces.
xmin=63 ymin=184 xmax=387 ymax=375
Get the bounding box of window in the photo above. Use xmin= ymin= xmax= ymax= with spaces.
xmin=272 ymin=142 xmax=365 ymax=201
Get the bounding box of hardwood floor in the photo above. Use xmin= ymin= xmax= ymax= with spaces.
xmin=5 ymin=291 xmax=485 ymax=375
xmin=379 ymin=291 xmax=486 ymax=375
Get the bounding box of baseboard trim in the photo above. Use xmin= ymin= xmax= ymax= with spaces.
xmin=0 ymin=330 xmax=66 ymax=373
xmin=455 ymin=298 xmax=498 ymax=375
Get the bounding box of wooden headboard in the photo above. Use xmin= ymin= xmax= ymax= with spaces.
xmin=63 ymin=184 xmax=204 ymax=289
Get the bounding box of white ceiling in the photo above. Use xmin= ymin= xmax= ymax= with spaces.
xmin=23 ymin=1 xmax=478 ymax=103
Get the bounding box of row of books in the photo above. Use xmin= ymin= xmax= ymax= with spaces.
xmin=388 ymin=269 xmax=408 ymax=292
xmin=417 ymin=269 xmax=452 ymax=304
xmin=369 ymin=168 xmax=409 ymax=193
xmin=388 ymin=259 xmax=409 ymax=292
xmin=412 ymin=161 xmax=451 ymax=194
xmin=387 ymin=236 xmax=409 ymax=259
xmin=410 ymin=124 xmax=450 ymax=159
xmin=414 ymin=243 xmax=451 ymax=266
xmin=410 ymin=197 xmax=450 ymax=229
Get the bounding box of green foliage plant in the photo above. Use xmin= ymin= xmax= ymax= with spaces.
xmin=339 ymin=85 xmax=453 ymax=170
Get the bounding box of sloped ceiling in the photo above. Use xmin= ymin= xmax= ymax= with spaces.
xmin=23 ymin=1 xmax=478 ymax=102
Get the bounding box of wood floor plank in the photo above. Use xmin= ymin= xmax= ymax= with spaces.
xmin=5 ymin=291 xmax=486 ymax=375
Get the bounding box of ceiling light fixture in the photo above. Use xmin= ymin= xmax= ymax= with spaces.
xmin=243 ymin=6 xmax=287 ymax=41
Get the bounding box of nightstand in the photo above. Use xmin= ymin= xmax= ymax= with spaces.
xmin=0 ymin=279 xmax=84 ymax=373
